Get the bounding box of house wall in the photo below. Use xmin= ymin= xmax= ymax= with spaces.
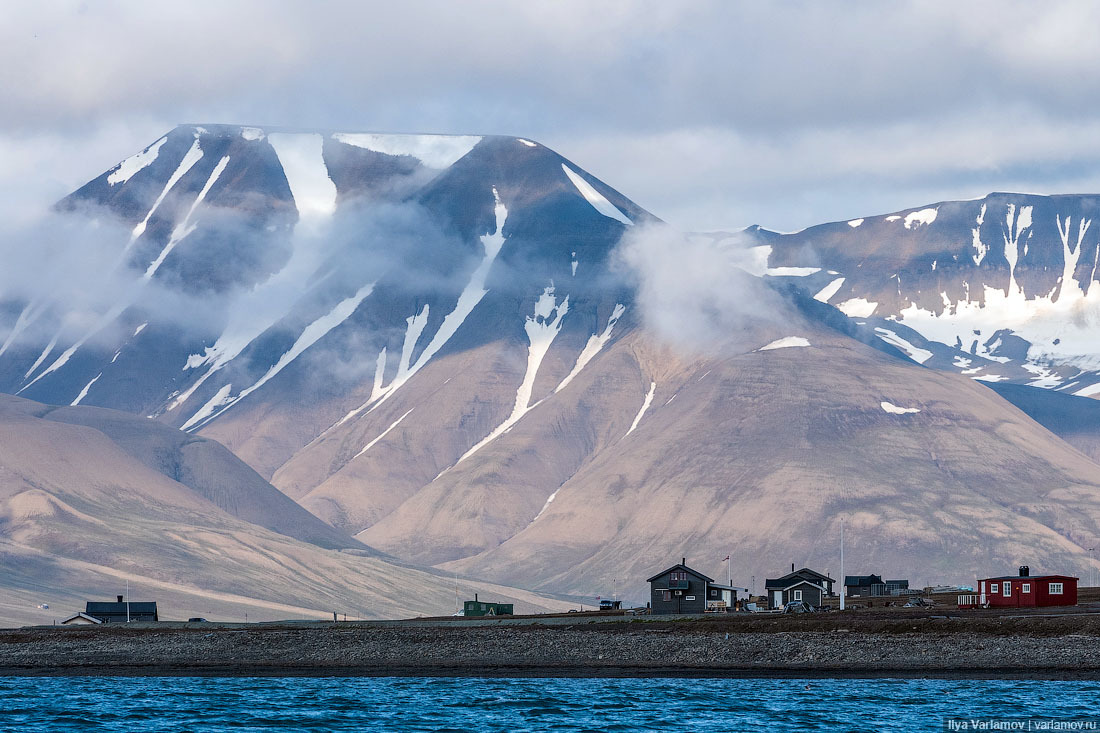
xmin=650 ymin=570 xmax=709 ymax=614
xmin=784 ymin=583 xmax=823 ymax=607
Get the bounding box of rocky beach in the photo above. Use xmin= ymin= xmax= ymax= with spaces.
xmin=4 ymin=610 xmax=1100 ymax=678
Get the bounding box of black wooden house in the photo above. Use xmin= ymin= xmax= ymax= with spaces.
xmin=647 ymin=559 xmax=744 ymax=614
xmin=84 ymin=595 xmax=158 ymax=623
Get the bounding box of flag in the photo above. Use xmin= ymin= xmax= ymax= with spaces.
xmin=723 ymin=555 xmax=730 ymax=561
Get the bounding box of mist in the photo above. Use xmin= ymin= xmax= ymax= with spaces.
xmin=613 ymin=222 xmax=790 ymax=353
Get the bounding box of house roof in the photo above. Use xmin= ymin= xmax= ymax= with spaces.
xmin=981 ymin=574 xmax=1078 ymax=582
xmin=768 ymin=579 xmax=829 ymax=594
xmin=86 ymin=601 xmax=158 ymax=615
xmin=61 ymin=612 xmax=103 ymax=624
xmin=708 ymin=583 xmax=749 ymax=592
xmin=764 ymin=568 xmax=835 ymax=589
xmin=646 ymin=564 xmax=714 ymax=583
xmin=844 ymin=574 xmax=883 ymax=586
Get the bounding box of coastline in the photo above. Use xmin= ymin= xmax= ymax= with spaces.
xmin=4 ymin=610 xmax=1100 ymax=679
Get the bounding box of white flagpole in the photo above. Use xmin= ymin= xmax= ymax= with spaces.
xmin=840 ymin=519 xmax=845 ymax=611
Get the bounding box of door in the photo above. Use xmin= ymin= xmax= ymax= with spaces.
xmin=772 ymin=590 xmax=782 ymax=609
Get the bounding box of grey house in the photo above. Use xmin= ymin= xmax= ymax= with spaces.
xmin=647 ymin=559 xmax=745 ymax=614
xmin=764 ymin=568 xmax=835 ymax=609
xmin=844 ymin=575 xmax=909 ymax=597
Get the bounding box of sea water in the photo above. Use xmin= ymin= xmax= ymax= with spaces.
xmin=1 ymin=676 xmax=1098 ymax=731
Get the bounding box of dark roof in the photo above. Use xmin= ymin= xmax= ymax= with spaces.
xmin=981 ymin=574 xmax=1078 ymax=581
xmin=86 ymin=601 xmax=158 ymax=616
xmin=844 ymin=574 xmax=883 ymax=586
xmin=765 ymin=568 xmax=835 ymax=589
xmin=646 ymin=563 xmax=714 ymax=583
xmin=708 ymin=583 xmax=749 ymax=592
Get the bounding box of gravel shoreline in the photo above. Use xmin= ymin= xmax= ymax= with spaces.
xmin=4 ymin=613 xmax=1099 ymax=678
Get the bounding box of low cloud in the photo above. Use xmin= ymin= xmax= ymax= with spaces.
xmin=613 ymin=222 xmax=788 ymax=353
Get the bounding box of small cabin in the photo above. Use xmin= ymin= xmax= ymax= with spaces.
xmin=960 ymin=566 xmax=1078 ymax=609
xmin=462 ymin=594 xmax=513 ymax=617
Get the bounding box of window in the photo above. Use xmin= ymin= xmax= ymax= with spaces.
xmin=1002 ymin=581 xmax=1011 ymax=596
xmin=710 ymin=589 xmax=718 ymax=597
xmin=990 ymin=583 xmax=998 ymax=594
xmin=670 ymin=571 xmax=687 ymax=581
xmin=1050 ymin=582 xmax=1063 ymax=595
xmin=793 ymin=590 xmax=803 ymax=601
xmin=662 ymin=591 xmax=672 ymax=602
xmin=1022 ymin=584 xmax=1031 ymax=594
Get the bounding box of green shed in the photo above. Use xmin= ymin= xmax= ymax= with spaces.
xmin=462 ymin=594 xmax=513 ymax=617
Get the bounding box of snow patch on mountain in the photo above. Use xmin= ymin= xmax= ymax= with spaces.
xmin=144 ymin=155 xmax=231 ymax=279
xmin=766 ymin=266 xmax=820 ymax=277
xmin=881 ymin=401 xmax=920 ymax=414
xmin=814 ymin=277 xmax=845 ymax=303
xmin=355 ymin=408 xmax=414 ymax=459
xmin=336 ymin=188 xmax=511 ymax=428
xmin=874 ymin=328 xmax=933 ymax=364
xmin=182 ymin=282 xmax=374 ymax=430
xmin=625 ymin=382 xmax=656 ymax=437
xmin=555 ymin=304 xmax=625 ymax=393
xmin=837 ymin=298 xmax=878 ymax=318
xmin=70 ymin=373 xmax=102 ymax=406
xmin=268 ymin=133 xmax=337 ymax=219
xmin=904 ymin=208 xmax=938 ymax=229
xmin=107 ymin=137 xmax=167 ymax=186
xmin=453 ymin=284 xmax=569 ymax=467
xmin=847 ymin=219 xmax=864 ymax=228
xmin=561 ymin=164 xmax=633 ymax=227
xmin=332 ymin=133 xmax=481 ymax=169
xmin=759 ymin=336 xmax=810 ymax=351
xmin=129 ymin=137 xmax=204 ymax=241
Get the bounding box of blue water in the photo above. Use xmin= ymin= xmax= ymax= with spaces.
xmin=1 ymin=677 xmax=1097 ymax=731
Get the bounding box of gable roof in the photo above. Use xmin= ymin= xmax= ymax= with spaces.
xmin=981 ymin=574 xmax=1078 ymax=582
xmin=61 ymin=612 xmax=103 ymax=625
xmin=646 ymin=563 xmax=714 ymax=583
xmin=844 ymin=574 xmax=883 ymax=586
xmin=765 ymin=568 xmax=835 ymax=589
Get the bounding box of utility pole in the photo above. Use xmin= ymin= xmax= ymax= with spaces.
xmin=840 ymin=519 xmax=846 ymax=611
xmin=1090 ymin=547 xmax=1096 ymax=588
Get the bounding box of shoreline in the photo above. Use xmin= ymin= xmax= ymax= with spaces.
xmin=4 ymin=610 xmax=1099 ymax=679
xmin=2 ymin=664 xmax=1100 ymax=680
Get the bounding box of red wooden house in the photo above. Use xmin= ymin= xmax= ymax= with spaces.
xmin=959 ymin=566 xmax=1077 ymax=608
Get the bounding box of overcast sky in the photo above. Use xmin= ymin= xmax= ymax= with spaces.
xmin=5 ymin=0 xmax=1100 ymax=232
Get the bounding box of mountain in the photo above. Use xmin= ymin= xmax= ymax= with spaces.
xmin=748 ymin=193 xmax=1100 ymax=395
xmin=2 ymin=126 xmax=1099 ymax=605
xmin=0 ymin=394 xmax=567 ymax=626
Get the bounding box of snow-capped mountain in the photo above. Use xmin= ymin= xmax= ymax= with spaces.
xmin=2 ymin=126 xmax=1100 ymax=603
xmin=749 ymin=193 xmax=1100 ymax=395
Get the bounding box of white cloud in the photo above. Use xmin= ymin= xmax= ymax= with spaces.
xmin=3 ymin=0 xmax=1100 ymax=230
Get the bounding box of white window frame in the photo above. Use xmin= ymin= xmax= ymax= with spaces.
xmin=1022 ymin=583 xmax=1031 ymax=594
xmin=1003 ymin=581 xmax=1011 ymax=596
xmin=1050 ymin=582 xmax=1063 ymax=595
xmin=990 ymin=583 xmax=998 ymax=594
xmin=793 ymin=590 xmax=803 ymax=601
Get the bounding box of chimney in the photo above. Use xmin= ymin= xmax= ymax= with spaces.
xmin=117 ymin=595 xmax=124 ymax=603
xmin=1019 ymin=565 xmax=1030 ymax=577
xmin=682 ymin=557 xmax=686 ymax=566
xmin=792 ymin=563 xmax=795 ymax=573
xmin=475 ymin=593 xmax=478 ymax=602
